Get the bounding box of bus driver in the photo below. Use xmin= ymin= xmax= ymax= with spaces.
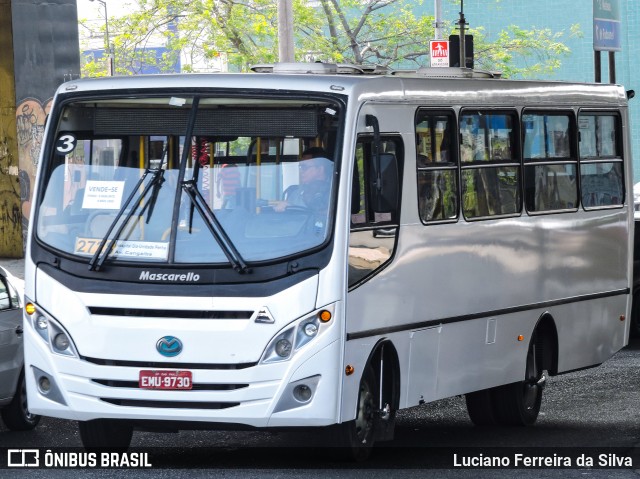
xmin=272 ymin=147 xmax=332 ymax=212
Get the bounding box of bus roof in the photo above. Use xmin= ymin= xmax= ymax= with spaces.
xmin=57 ymin=68 xmax=629 ymax=107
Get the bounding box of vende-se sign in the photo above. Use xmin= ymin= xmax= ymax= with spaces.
xmin=430 ymin=40 xmax=449 ymax=67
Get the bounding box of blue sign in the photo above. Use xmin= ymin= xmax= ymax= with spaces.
xmin=593 ymin=0 xmax=621 ymax=51
xmin=593 ymin=19 xmax=622 ymax=51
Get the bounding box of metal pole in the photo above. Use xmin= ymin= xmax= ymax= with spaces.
xmin=277 ymin=0 xmax=295 ymax=63
xmin=102 ymin=0 xmax=114 ymax=75
xmin=434 ymin=0 xmax=443 ymax=40
xmin=609 ymin=51 xmax=616 ymax=84
xmin=458 ymin=0 xmax=467 ymax=68
xmin=594 ymin=50 xmax=601 ymax=83
xmin=91 ymin=0 xmax=114 ymax=75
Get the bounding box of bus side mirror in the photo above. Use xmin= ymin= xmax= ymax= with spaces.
xmin=371 ymin=152 xmax=399 ymax=216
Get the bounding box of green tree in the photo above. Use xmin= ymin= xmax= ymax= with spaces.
xmin=471 ymin=24 xmax=582 ymax=78
xmin=79 ymin=0 xmax=579 ymax=78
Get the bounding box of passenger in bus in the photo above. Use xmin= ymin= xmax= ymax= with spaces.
xmin=272 ymin=147 xmax=333 ymax=212
xmin=216 ymin=163 xmax=241 ymax=208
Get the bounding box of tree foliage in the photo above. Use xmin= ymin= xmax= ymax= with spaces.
xmin=79 ymin=0 xmax=579 ymax=78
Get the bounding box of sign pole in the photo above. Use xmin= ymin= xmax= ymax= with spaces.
xmin=593 ymin=0 xmax=621 ymax=84
xmin=434 ymin=0 xmax=443 ymax=40
xmin=609 ymin=51 xmax=616 ymax=83
xmin=278 ymin=0 xmax=295 ymax=63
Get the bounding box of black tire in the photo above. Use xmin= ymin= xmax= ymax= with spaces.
xmin=78 ymin=419 xmax=134 ymax=452
xmin=0 ymin=369 xmax=41 ymax=431
xmin=630 ymin=291 xmax=640 ymax=337
xmin=465 ymin=389 xmax=497 ymax=426
xmin=492 ymin=334 xmax=544 ymax=426
xmin=337 ymin=366 xmax=378 ymax=461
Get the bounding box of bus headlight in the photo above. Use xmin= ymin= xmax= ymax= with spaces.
xmin=36 ymin=315 xmax=48 ymax=330
xmin=295 ymin=317 xmax=320 ymax=351
xmin=275 ymin=338 xmax=293 ymax=358
xmin=53 ymin=333 xmax=71 ymax=352
xmin=25 ymin=297 xmax=79 ymax=358
xmin=303 ymin=322 xmax=318 ymax=336
xmin=260 ymin=304 xmax=334 ymax=364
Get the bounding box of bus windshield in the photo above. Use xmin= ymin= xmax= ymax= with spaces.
xmin=35 ymin=94 xmax=341 ymax=267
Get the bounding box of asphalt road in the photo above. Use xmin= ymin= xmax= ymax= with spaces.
xmin=2 ymin=337 xmax=640 ymax=477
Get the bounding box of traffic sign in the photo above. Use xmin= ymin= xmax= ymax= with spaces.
xmin=593 ymin=0 xmax=621 ymax=51
xmin=430 ymin=40 xmax=449 ymax=67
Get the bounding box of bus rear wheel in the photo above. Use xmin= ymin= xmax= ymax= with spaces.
xmin=78 ymin=419 xmax=133 ymax=451
xmin=466 ymin=334 xmax=545 ymax=427
xmin=493 ymin=334 xmax=545 ymax=426
xmin=465 ymin=388 xmax=497 ymax=426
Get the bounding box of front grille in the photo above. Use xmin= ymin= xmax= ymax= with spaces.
xmin=92 ymin=379 xmax=248 ymax=391
xmin=82 ymin=357 xmax=257 ymax=370
xmin=101 ymin=398 xmax=240 ymax=409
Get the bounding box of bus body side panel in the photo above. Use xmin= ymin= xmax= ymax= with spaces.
xmin=343 ymin=95 xmax=630 ymax=413
xmin=345 ymin=212 xmax=629 ymax=409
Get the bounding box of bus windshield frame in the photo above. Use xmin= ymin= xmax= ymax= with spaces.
xmin=34 ymin=91 xmax=344 ymax=272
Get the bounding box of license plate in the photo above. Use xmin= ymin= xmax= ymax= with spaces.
xmin=139 ymin=370 xmax=193 ymax=390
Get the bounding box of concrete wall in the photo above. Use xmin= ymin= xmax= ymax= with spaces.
xmin=0 ymin=0 xmax=22 ymax=257
xmin=0 ymin=0 xmax=80 ymax=256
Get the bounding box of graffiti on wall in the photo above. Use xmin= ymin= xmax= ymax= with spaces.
xmin=16 ymin=97 xmax=52 ymax=241
xmin=0 ymin=134 xmax=22 ymax=247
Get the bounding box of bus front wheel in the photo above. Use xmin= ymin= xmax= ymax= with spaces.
xmin=78 ymin=419 xmax=133 ymax=451
xmin=630 ymin=290 xmax=640 ymax=337
xmin=338 ymin=366 xmax=377 ymax=461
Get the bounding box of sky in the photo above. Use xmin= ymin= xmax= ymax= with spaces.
xmin=77 ymin=0 xmax=134 ymax=47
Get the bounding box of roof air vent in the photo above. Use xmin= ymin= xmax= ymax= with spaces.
xmin=251 ymin=62 xmax=339 ymax=74
xmin=250 ymin=62 xmax=390 ymax=75
xmin=411 ymin=67 xmax=501 ymax=79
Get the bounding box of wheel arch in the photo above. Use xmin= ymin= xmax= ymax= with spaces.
xmin=365 ymin=338 xmax=401 ymax=411
xmin=363 ymin=338 xmax=401 ymax=442
xmin=533 ymin=312 xmax=559 ymax=376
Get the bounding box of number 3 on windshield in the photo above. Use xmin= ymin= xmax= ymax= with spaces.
xmin=56 ymin=134 xmax=77 ymax=154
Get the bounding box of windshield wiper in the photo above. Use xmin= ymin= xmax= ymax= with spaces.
xmin=181 ymin=179 xmax=250 ymax=274
xmin=140 ymin=168 xmax=165 ymax=221
xmin=170 ymin=98 xmax=249 ymax=274
xmin=88 ymin=168 xmax=165 ymax=272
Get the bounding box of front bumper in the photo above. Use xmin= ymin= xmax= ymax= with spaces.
xmin=24 ymin=319 xmax=342 ymax=428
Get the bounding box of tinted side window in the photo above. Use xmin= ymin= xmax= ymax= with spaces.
xmin=459 ymin=111 xmax=521 ymax=219
xmin=415 ymin=110 xmax=458 ymax=223
xmin=523 ymin=112 xmax=578 ymax=213
xmin=579 ymin=113 xmax=623 ymax=209
xmin=351 ymin=137 xmax=403 ymax=227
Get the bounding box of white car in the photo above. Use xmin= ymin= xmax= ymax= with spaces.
xmin=634 ymin=182 xmax=640 ymax=219
xmin=0 ymin=265 xmax=40 ymax=430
